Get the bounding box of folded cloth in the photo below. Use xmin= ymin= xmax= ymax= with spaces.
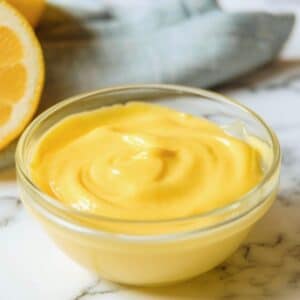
xmin=0 ymin=0 xmax=295 ymax=168
xmin=36 ymin=0 xmax=294 ymax=110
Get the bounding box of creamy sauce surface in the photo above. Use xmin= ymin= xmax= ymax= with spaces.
xmin=30 ymin=102 xmax=263 ymax=220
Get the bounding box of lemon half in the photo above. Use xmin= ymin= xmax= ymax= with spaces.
xmin=0 ymin=1 xmax=44 ymax=150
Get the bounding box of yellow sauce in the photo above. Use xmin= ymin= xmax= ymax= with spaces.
xmin=30 ymin=102 xmax=263 ymax=221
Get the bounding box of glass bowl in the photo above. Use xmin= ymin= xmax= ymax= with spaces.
xmin=16 ymin=84 xmax=280 ymax=286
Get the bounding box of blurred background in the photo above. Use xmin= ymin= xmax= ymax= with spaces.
xmin=1 ymin=0 xmax=297 ymax=170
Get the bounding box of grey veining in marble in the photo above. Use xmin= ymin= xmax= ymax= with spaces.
xmin=73 ymin=279 xmax=119 ymax=300
xmin=0 ymin=196 xmax=21 ymax=228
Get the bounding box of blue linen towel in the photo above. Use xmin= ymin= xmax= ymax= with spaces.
xmin=0 ymin=0 xmax=294 ymax=168
xmin=37 ymin=0 xmax=294 ymax=110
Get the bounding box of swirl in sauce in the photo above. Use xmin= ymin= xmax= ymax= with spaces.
xmin=30 ymin=102 xmax=263 ymax=220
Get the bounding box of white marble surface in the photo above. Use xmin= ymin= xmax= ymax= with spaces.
xmin=1 ymin=2 xmax=300 ymax=300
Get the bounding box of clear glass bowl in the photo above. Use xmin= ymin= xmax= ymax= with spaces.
xmin=16 ymin=84 xmax=281 ymax=286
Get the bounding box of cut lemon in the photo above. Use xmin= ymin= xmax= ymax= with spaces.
xmin=0 ymin=1 xmax=44 ymax=150
xmin=6 ymin=0 xmax=45 ymax=27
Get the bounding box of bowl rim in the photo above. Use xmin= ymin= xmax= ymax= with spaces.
xmin=15 ymin=84 xmax=281 ymax=241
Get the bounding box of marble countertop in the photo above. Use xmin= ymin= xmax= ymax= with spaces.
xmin=1 ymin=1 xmax=300 ymax=300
